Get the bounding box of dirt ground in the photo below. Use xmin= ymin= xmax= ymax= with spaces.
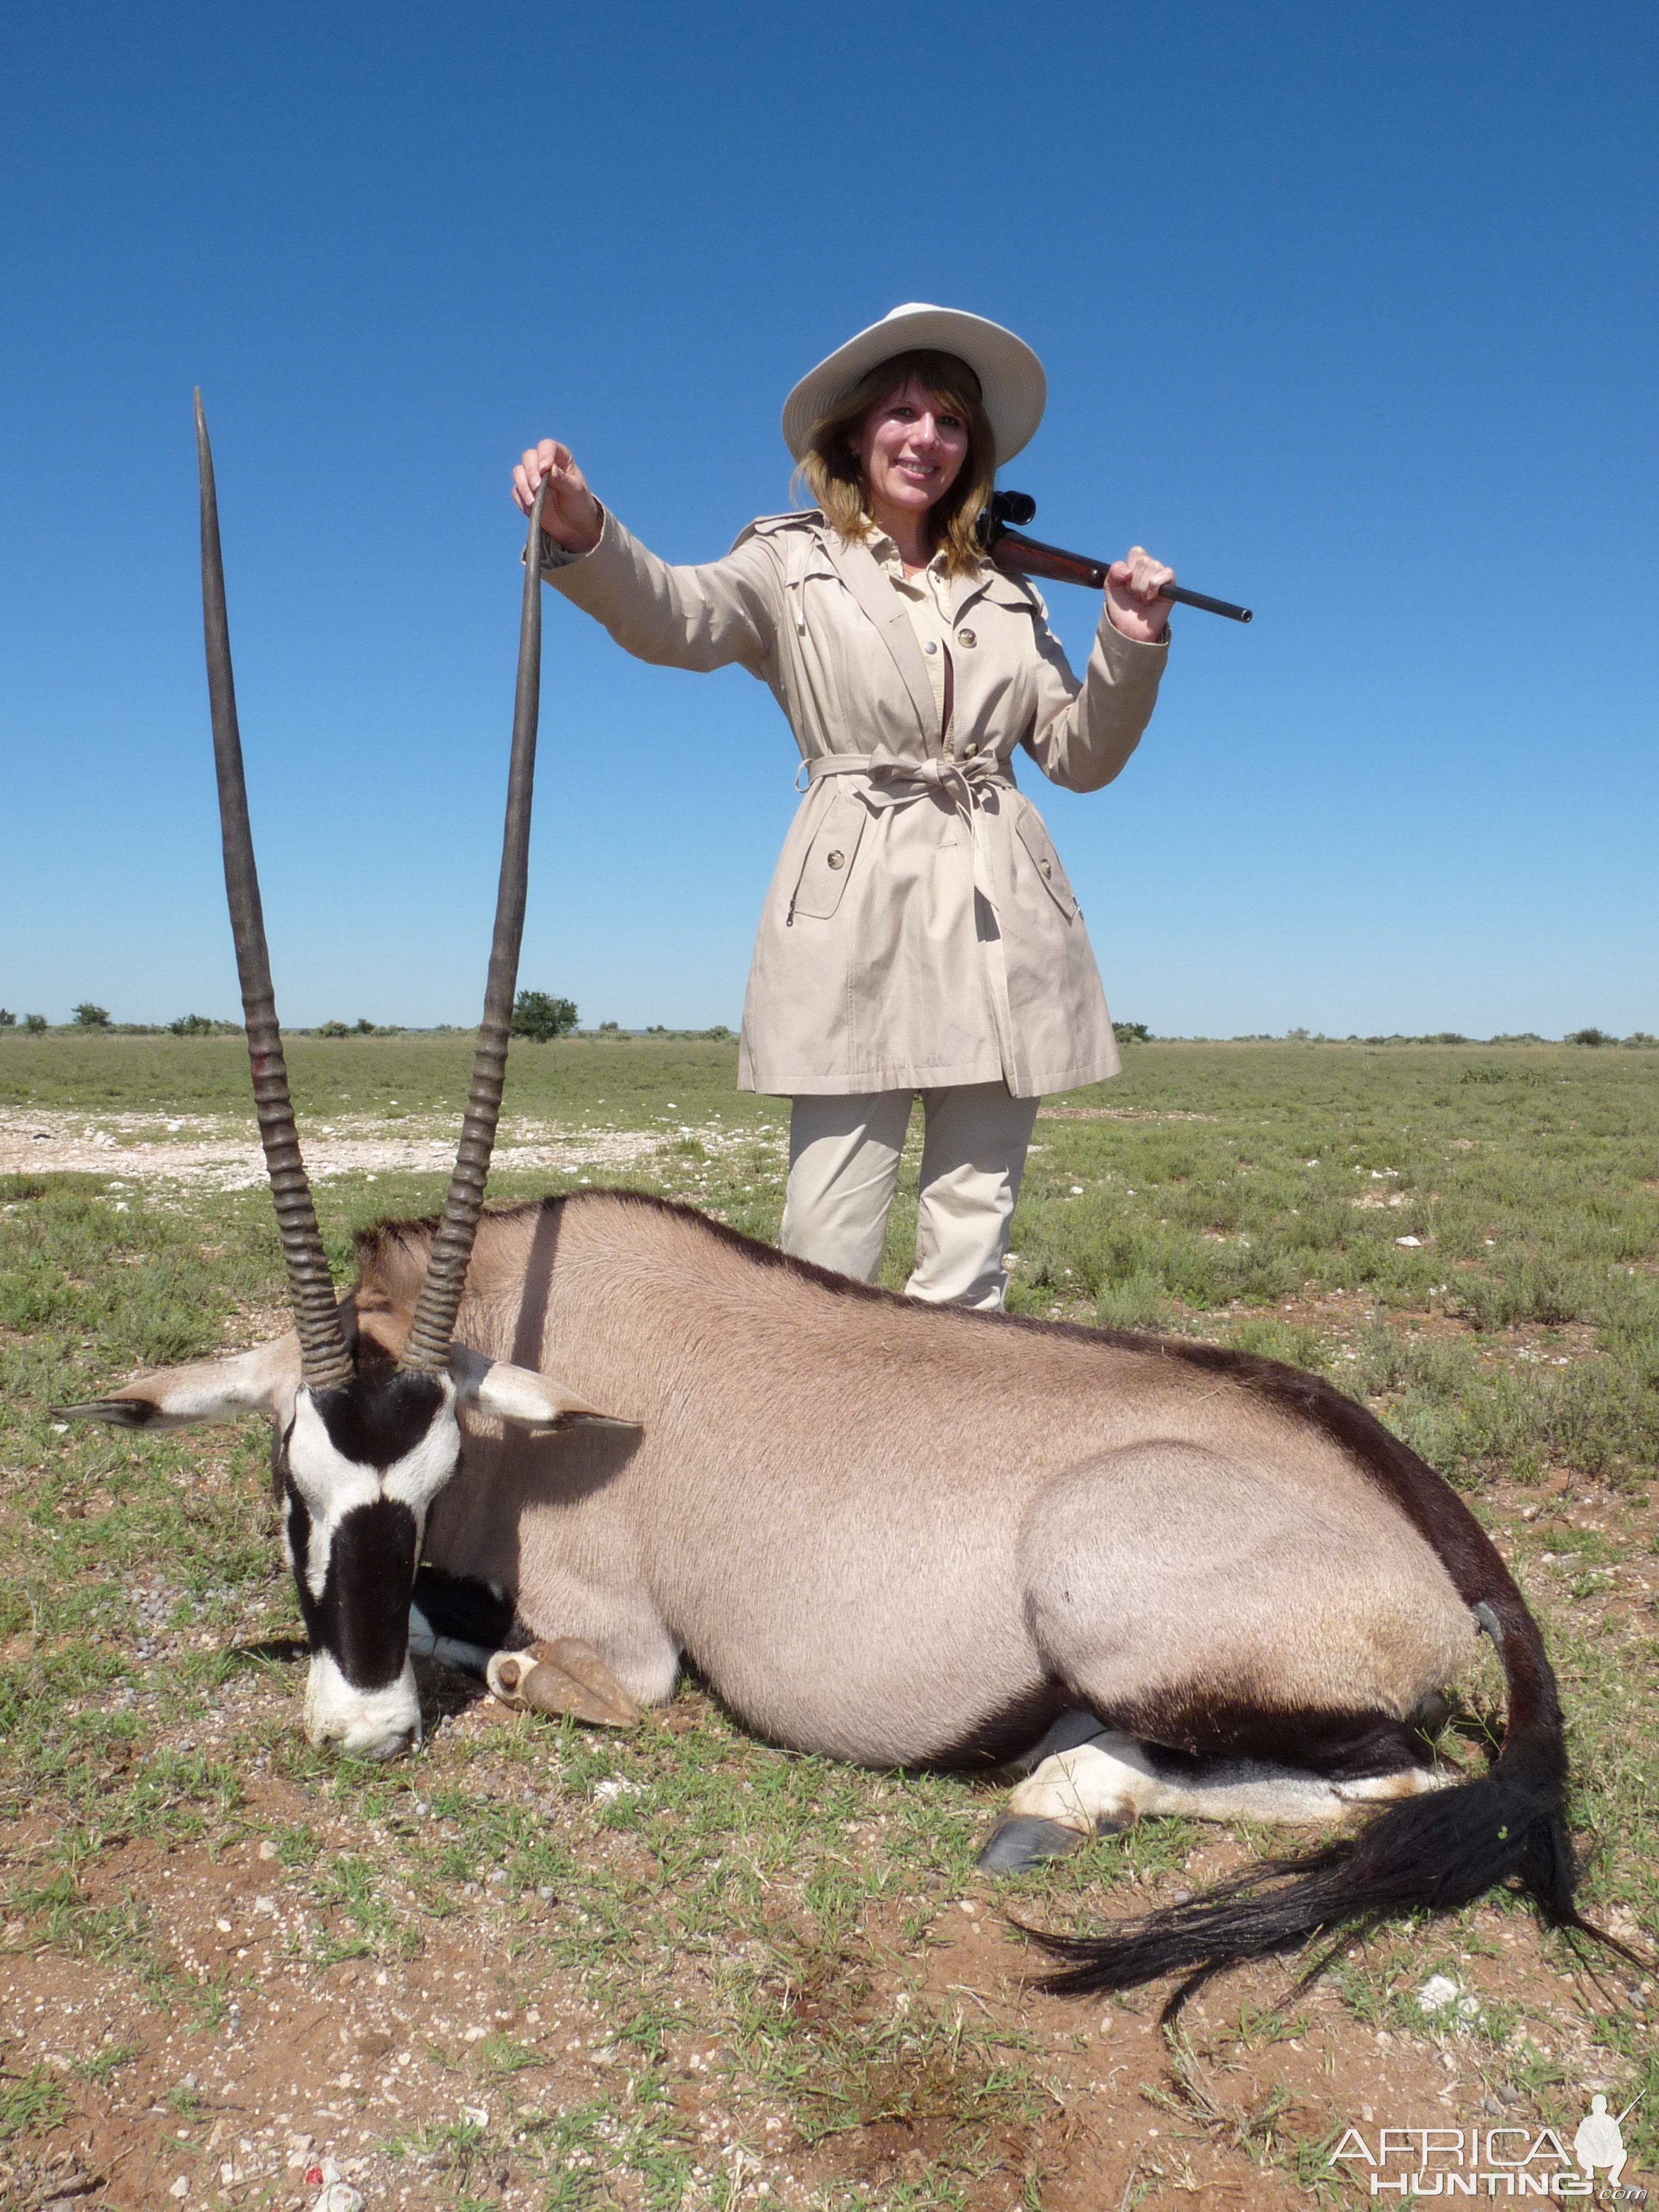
xmin=3 ymin=1561 xmax=1651 ymax=2212
xmin=0 ymin=1110 xmax=672 ymax=1193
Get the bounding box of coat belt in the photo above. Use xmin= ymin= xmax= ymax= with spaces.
xmin=803 ymin=747 xmax=1019 ymax=1082
xmin=805 ymin=746 xmax=1014 ymax=814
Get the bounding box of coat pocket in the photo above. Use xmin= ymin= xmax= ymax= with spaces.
xmin=789 ymin=795 xmax=868 ymax=920
xmin=1013 ymin=804 xmax=1079 ymax=920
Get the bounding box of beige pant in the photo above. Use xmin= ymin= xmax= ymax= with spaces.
xmin=779 ymin=1084 xmax=1041 ymax=1310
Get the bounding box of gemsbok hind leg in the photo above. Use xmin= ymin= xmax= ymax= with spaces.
xmin=978 ymin=1439 xmax=1466 ymax=1873
xmin=979 ymin=1722 xmax=1448 ymax=1872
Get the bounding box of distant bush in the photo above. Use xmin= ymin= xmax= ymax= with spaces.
xmin=72 ymin=1002 xmax=111 ymax=1029
xmin=1489 ymin=1032 xmax=1546 ymax=1045
xmin=1566 ymin=1027 xmax=1617 ymax=1047
xmin=0 ymin=1009 xmax=13 ymax=1027
xmin=1113 ymin=1020 xmax=1151 ymax=1044
xmin=1624 ymin=1031 xmax=1658 ymax=1047
xmin=22 ymin=1013 xmax=47 ymax=1034
xmin=167 ymin=1013 xmax=220 ymax=1036
xmin=315 ymin=1020 xmax=351 ymax=1038
xmin=1459 ymin=1062 xmax=1543 ymax=1087
xmin=512 ymin=990 xmax=578 ymax=1043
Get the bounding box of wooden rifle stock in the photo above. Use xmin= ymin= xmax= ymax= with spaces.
xmin=985 ymin=521 xmax=1252 ymax=625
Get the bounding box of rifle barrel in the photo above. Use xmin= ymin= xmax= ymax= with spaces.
xmin=988 ymin=525 xmax=1252 ymax=625
xmin=1161 ymin=581 xmax=1252 ymax=623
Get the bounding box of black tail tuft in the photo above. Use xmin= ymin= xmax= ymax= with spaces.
xmin=1018 ymin=1732 xmax=1641 ymax=2019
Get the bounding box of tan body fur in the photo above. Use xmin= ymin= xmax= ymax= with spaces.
xmin=354 ymin=1193 xmax=1477 ymax=1769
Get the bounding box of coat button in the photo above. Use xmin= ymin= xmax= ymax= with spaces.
xmin=1039 ymin=858 xmax=1052 ymax=878
xmin=826 ymin=850 xmax=846 ymax=870
xmin=923 ymin=640 xmax=938 ymax=654
xmin=957 ymin=628 xmax=976 ymax=647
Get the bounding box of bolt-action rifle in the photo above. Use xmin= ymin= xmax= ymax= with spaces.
xmin=979 ymin=491 xmax=1252 ymax=624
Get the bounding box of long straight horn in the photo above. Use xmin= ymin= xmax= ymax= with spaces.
xmin=195 ymin=390 xmax=352 ymax=1393
xmin=399 ymin=483 xmax=548 ymax=1374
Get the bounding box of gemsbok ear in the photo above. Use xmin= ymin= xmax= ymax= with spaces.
xmin=55 ymin=1334 xmax=303 ymax=1432
xmin=447 ymin=1346 xmax=638 ymax=1433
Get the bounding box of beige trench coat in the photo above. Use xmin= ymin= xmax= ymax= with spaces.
xmin=543 ymin=508 xmax=1168 ymax=1098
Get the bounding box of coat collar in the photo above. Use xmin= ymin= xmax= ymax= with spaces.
xmin=818 ymin=528 xmax=938 ymax=744
xmin=952 ymin=560 xmax=1045 ymax=623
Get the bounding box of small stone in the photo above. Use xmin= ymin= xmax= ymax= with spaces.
xmin=258 ymin=1840 xmax=280 ymax=1861
xmin=1417 ymin=1973 xmax=1460 ymax=2013
xmin=169 ymin=2181 xmax=189 ymax=2202
xmin=318 ymin=2188 xmax=363 ymax=2212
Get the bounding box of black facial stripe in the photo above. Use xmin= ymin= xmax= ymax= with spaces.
xmin=290 ymin=1492 xmax=421 ymax=1691
xmin=284 ymin=1481 xmax=312 ymax=1588
xmin=310 ymin=1369 xmax=449 ymax=1470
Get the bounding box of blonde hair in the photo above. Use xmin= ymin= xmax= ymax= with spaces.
xmin=796 ymin=349 xmax=996 ymax=578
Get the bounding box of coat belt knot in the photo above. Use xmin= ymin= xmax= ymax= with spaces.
xmin=807 ymin=745 xmax=1014 ymax=817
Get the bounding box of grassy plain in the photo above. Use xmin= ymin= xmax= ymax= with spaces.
xmin=1 ymin=1036 xmax=1655 ymax=2209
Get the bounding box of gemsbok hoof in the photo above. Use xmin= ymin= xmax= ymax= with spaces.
xmin=976 ymin=1814 xmax=1090 ymax=1875
xmin=486 ymin=1640 xmax=640 ymax=1729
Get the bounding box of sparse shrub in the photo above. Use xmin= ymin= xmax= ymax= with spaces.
xmin=167 ymin=1013 xmax=216 ymax=1036
xmin=511 ymin=990 xmax=578 ymax=1043
xmin=1458 ymin=1062 xmax=1543 ymax=1086
xmin=0 ymin=1008 xmax=13 ymax=1026
xmin=1566 ymin=1027 xmax=1615 ymax=1047
xmin=316 ymin=1020 xmax=350 ymax=1038
xmin=22 ymin=1013 xmax=47 ymax=1034
xmin=1113 ymin=1019 xmax=1151 ymax=1043
xmin=597 ymin=1021 xmax=623 ymax=1036
xmin=1095 ymin=1274 xmax=1164 ymax=1330
xmin=1623 ymin=1031 xmax=1657 ymax=1048
xmin=72 ymin=1002 xmax=111 ymax=1028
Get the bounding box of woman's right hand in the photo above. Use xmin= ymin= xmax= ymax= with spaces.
xmin=512 ymin=440 xmax=603 ymax=555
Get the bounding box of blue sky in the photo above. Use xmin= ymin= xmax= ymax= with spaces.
xmin=2 ymin=2 xmax=1654 ymax=1039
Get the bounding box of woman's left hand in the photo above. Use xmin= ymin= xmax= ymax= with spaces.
xmin=1105 ymin=548 xmax=1175 ymax=643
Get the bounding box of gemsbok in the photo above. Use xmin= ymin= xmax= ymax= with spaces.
xmin=61 ymin=400 xmax=1635 ymax=2012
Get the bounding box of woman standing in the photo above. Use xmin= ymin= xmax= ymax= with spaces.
xmin=513 ymin=303 xmax=1174 ymax=1310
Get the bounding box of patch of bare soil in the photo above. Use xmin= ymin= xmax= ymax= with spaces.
xmin=0 ymin=1850 xmax=602 ymax=2211
xmin=5 ymin=1654 xmax=1650 ymax=2211
xmin=1035 ymin=1109 xmax=1219 ymax=1124
xmin=0 ymin=1111 xmax=669 ymax=1191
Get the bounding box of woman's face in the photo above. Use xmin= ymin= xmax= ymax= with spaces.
xmin=852 ymin=372 xmax=970 ymax=525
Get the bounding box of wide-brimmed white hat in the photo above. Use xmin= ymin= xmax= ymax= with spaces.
xmin=781 ymin=303 xmax=1046 ymax=467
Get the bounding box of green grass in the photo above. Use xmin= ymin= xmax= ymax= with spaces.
xmin=1 ymin=1036 xmax=1655 ymax=2204
xmin=0 ymin=1031 xmax=777 ymax=1130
